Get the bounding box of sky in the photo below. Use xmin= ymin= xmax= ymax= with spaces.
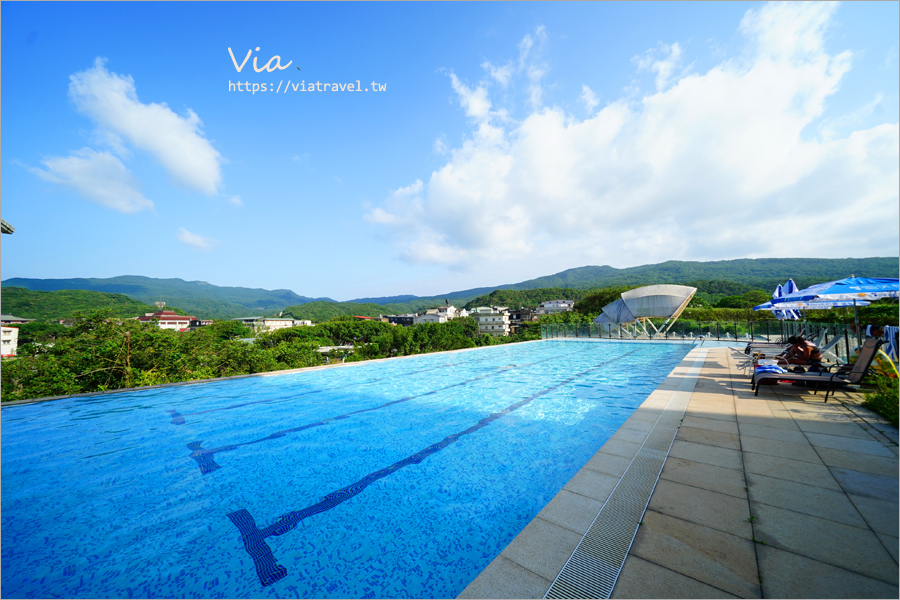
xmin=1 ymin=1 xmax=898 ymax=301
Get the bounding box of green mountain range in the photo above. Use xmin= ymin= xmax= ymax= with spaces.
xmin=1 ymin=275 xmax=333 ymax=320
xmin=2 ymin=257 xmax=896 ymax=321
xmin=1 ymin=288 xmax=158 ymax=320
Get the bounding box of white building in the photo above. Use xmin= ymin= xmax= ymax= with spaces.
xmin=136 ymin=310 xmax=197 ymax=331
xmin=1 ymin=326 xmax=19 ymax=357
xmin=438 ymin=304 xmax=468 ymax=319
xmin=471 ymin=306 xmax=510 ymax=336
xmin=414 ymin=310 xmax=448 ymax=325
xmin=232 ymin=317 xmax=314 ymax=331
xmin=537 ymin=299 xmax=575 ymax=314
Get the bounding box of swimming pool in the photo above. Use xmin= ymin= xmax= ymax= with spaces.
xmin=2 ymin=339 xmax=694 ymax=599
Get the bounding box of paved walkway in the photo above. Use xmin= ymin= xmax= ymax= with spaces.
xmin=459 ymin=347 xmax=899 ymax=599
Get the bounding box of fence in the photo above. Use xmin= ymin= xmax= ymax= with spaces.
xmin=540 ymin=320 xmax=867 ymax=365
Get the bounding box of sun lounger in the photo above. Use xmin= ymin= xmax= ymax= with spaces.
xmin=751 ymin=337 xmax=884 ymax=402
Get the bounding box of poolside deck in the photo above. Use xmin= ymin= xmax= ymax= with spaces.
xmin=459 ymin=346 xmax=899 ymax=599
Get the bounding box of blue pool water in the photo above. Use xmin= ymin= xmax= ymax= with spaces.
xmin=1 ymin=340 xmax=693 ymax=599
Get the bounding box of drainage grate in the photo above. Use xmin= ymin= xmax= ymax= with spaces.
xmin=544 ymin=350 xmax=708 ymax=599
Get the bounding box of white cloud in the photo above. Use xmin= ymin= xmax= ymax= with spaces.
xmin=580 ymin=84 xmax=600 ymax=114
xmin=367 ymin=2 xmax=899 ymax=270
xmin=177 ymin=227 xmax=218 ymax=251
xmin=634 ymin=42 xmax=685 ymax=91
xmin=481 ymin=60 xmax=513 ymax=87
xmin=30 ymin=148 xmax=154 ymax=213
xmin=228 ymin=195 xmax=243 ymax=206
xmin=448 ymin=73 xmax=492 ymax=121
xmin=68 ymin=58 xmax=222 ymax=195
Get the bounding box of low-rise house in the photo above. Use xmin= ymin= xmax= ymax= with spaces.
xmin=537 ymin=299 xmax=575 ymax=314
xmin=136 ymin=310 xmax=197 ymax=331
xmin=231 ymin=317 xmax=313 ymax=331
xmin=471 ymin=306 xmax=510 ymax=336
xmin=1 ymin=326 xmax=19 ymax=357
xmin=386 ymin=314 xmax=415 ymax=326
xmin=414 ymin=310 xmax=447 ymax=325
xmin=259 ymin=317 xmax=297 ymax=331
xmin=434 ymin=301 xmax=468 ymax=319
xmin=0 ymin=314 xmax=32 ymax=325
xmin=508 ymin=308 xmax=538 ymax=334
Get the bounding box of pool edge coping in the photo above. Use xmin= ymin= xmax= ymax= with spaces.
xmin=457 ymin=346 xmax=711 ymax=599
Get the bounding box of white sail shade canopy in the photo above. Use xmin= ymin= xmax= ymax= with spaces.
xmin=593 ymin=284 xmax=697 ymax=336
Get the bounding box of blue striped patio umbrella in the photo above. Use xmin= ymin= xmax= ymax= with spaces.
xmin=772 ymin=281 xmax=800 ymax=320
xmin=770 ymin=276 xmax=899 ymax=345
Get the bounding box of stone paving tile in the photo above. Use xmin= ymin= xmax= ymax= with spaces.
xmin=582 ymin=451 xmax=633 ymax=479
xmin=561 ymin=468 xmax=620 ymax=503
xmin=735 ymin=413 xmax=800 ymax=430
xmin=668 ymin=439 xmax=743 ymax=470
xmin=745 ymin=472 xmax=868 ymax=528
xmin=793 ymin=415 xmax=875 ymax=440
xmin=628 ymin=409 xmax=664 ymax=422
xmin=610 ymin=426 xmax=651 ymax=445
xmin=756 ymin=545 xmax=899 ymax=599
xmin=628 ymin=510 xmax=760 ymax=598
xmin=685 ymin=402 xmax=730 ymax=415
xmin=612 ymin=555 xmax=739 ymax=599
xmin=675 ymin=426 xmax=741 ymax=450
xmin=847 ymin=493 xmax=900 ymax=538
xmin=499 ymin=517 xmax=582 ymax=582
xmin=647 ymin=479 xmax=752 ymax=539
xmin=534 ymin=489 xmax=604 ymax=536
xmin=619 ymin=417 xmax=656 ymax=433
xmin=659 ymin=456 xmax=746 ymax=498
xmin=805 ymin=431 xmax=896 ymax=457
xmin=750 ymin=502 xmax=898 ymax=585
xmin=742 ymin=451 xmax=841 ymax=490
xmin=816 ymin=446 xmax=899 ymax=477
xmin=874 ymin=532 xmax=899 ymax=564
xmin=830 ymin=467 xmax=898 ymax=502
xmin=738 ymin=422 xmax=807 ymax=444
xmin=683 ymin=406 xmax=737 ymax=423
xmin=456 ymin=554 xmax=550 ymax=599
xmin=740 ymin=435 xmax=823 ymax=464
xmin=597 ymin=438 xmax=643 ymax=460
xmin=680 ymin=415 xmax=739 ymax=434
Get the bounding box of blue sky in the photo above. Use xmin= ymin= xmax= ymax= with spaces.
xmin=2 ymin=1 xmax=897 ymax=301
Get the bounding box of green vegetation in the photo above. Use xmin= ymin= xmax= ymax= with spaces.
xmin=1 ymin=275 xmax=332 ymax=320
xmin=862 ymin=374 xmax=899 ymax=426
xmin=463 ymin=287 xmax=592 ymax=310
xmin=281 ymin=301 xmax=389 ymax=322
xmin=1 ymin=287 xmax=158 ymax=319
xmin=3 ymin=257 xmax=896 ymax=319
xmin=503 ymin=257 xmax=898 ymax=293
xmin=805 ymin=299 xmax=899 ymax=326
xmin=0 ymin=312 xmax=531 ymax=403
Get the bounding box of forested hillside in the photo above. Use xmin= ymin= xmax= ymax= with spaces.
xmin=4 ymin=257 xmax=896 ymax=319
xmin=1 ymin=287 xmax=158 ymax=319
xmin=1 ymin=275 xmax=332 ymax=319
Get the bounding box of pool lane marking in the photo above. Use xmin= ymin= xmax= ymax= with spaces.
xmin=167 ymin=362 xmax=449 ymax=425
xmin=186 ymin=350 xmax=581 ymax=475
xmin=167 ymin=348 xmax=553 ymax=425
xmin=225 ymin=348 xmax=639 ymax=587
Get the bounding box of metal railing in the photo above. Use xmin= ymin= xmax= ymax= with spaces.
xmin=540 ymin=320 xmax=863 ymax=365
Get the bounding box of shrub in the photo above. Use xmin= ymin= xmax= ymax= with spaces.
xmin=862 ymin=374 xmax=899 ymax=427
